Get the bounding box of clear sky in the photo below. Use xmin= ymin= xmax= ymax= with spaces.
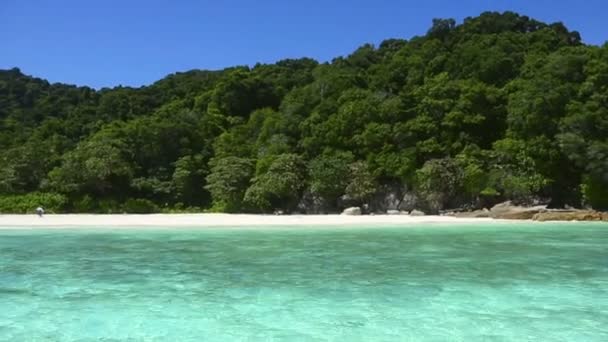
xmin=1 ymin=0 xmax=607 ymax=88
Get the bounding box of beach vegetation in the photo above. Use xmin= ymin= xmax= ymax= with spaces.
xmin=0 ymin=193 xmax=67 ymax=214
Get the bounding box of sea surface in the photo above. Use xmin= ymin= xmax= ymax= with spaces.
xmin=0 ymin=223 xmax=607 ymax=341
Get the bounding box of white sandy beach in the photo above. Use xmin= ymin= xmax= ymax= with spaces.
xmin=0 ymin=213 xmax=503 ymax=229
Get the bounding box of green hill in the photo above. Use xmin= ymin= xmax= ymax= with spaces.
xmin=1 ymin=11 xmax=606 ymax=213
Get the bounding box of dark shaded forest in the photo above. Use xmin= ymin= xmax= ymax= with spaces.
xmin=1 ymin=12 xmax=606 ymax=214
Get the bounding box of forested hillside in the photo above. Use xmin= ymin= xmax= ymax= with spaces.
xmin=1 ymin=12 xmax=607 ymax=214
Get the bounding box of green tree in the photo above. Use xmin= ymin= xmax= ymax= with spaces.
xmin=46 ymin=134 xmax=133 ymax=198
xmin=345 ymin=161 xmax=378 ymax=206
xmin=308 ymin=151 xmax=354 ymax=207
xmin=415 ymin=158 xmax=463 ymax=213
xmin=204 ymin=157 xmax=254 ymax=212
xmin=244 ymin=154 xmax=306 ymax=212
xmin=172 ymin=154 xmax=209 ymax=207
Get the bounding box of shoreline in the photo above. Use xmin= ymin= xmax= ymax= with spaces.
xmin=0 ymin=213 xmax=513 ymax=229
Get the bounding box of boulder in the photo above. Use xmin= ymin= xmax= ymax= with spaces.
xmin=496 ymin=210 xmax=542 ymax=220
xmin=409 ymin=209 xmax=426 ymax=216
xmin=296 ymin=190 xmax=329 ymax=214
xmin=398 ymin=192 xmax=419 ymax=212
xmin=490 ymin=201 xmax=547 ymax=220
xmin=490 ymin=201 xmax=517 ymax=215
xmin=370 ymin=184 xmax=403 ymax=212
xmin=337 ymin=194 xmax=357 ymax=211
xmin=386 ymin=209 xmax=409 ymax=215
xmin=453 ymin=208 xmax=491 ymax=218
xmin=341 ymin=207 xmax=362 ymax=215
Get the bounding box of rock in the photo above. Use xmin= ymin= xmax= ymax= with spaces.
xmin=495 ymin=210 xmax=542 ymax=220
xmin=297 ymin=190 xmax=329 ymax=214
xmin=386 ymin=209 xmax=409 ymax=215
xmin=398 ymin=193 xmax=419 ymax=212
xmin=409 ymin=209 xmax=426 ymax=216
xmin=337 ymin=194 xmax=357 ymax=211
xmin=370 ymin=184 xmax=403 ymax=212
xmin=490 ymin=201 xmax=547 ymax=220
xmin=341 ymin=207 xmax=362 ymax=215
xmin=454 ymin=208 xmax=491 ymax=218
xmin=490 ymin=201 xmax=516 ymax=214
xmin=362 ymin=204 xmax=370 ymax=213
xmin=533 ymin=210 xmax=608 ymax=222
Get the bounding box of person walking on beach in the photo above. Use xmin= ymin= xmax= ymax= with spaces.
xmin=36 ymin=206 xmax=45 ymax=217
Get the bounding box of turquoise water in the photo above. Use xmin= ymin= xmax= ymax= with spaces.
xmin=1 ymin=224 xmax=607 ymax=341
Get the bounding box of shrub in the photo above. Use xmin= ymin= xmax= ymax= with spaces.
xmin=97 ymin=199 xmax=122 ymax=213
xmin=0 ymin=192 xmax=67 ymax=214
xmin=72 ymin=195 xmax=96 ymax=213
xmin=581 ymin=176 xmax=608 ymax=210
xmin=122 ymin=198 xmax=159 ymax=214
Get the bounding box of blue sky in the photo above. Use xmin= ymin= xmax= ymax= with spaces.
xmin=1 ymin=0 xmax=607 ymax=88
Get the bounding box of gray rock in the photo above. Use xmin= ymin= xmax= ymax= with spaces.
xmin=386 ymin=209 xmax=409 ymax=215
xmin=296 ymin=190 xmax=328 ymax=214
xmin=490 ymin=201 xmax=547 ymax=219
xmin=453 ymin=209 xmax=491 ymax=218
xmin=490 ymin=201 xmax=516 ymax=214
xmin=362 ymin=203 xmax=370 ymax=213
xmin=370 ymin=184 xmax=402 ymax=211
xmin=398 ymin=192 xmax=419 ymax=212
xmin=341 ymin=207 xmax=362 ymax=215
xmin=337 ymin=194 xmax=357 ymax=211
xmin=409 ymin=209 xmax=426 ymax=216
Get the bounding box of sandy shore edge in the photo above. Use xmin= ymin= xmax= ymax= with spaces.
xmin=0 ymin=214 xmax=510 ymax=229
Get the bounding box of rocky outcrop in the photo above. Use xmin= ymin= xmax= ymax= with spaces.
xmin=370 ymin=184 xmax=403 ymax=212
xmin=489 ymin=201 xmax=546 ymax=220
xmin=296 ymin=190 xmax=328 ymax=214
xmin=489 ymin=201 xmax=517 ymax=215
xmin=337 ymin=194 xmax=357 ymax=211
xmin=452 ymin=208 xmax=491 ymax=218
xmin=398 ymin=193 xmax=420 ymax=212
xmin=296 ymin=190 xmax=607 ymax=221
xmin=486 ymin=201 xmax=607 ymax=221
xmin=533 ymin=210 xmax=608 ymax=222
xmin=496 ymin=210 xmax=543 ymax=220
xmin=341 ymin=207 xmax=362 ymax=215
xmin=367 ymin=183 xmax=424 ymax=213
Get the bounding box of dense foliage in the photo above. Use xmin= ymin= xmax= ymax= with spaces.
xmin=1 ymin=12 xmax=606 ymax=213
